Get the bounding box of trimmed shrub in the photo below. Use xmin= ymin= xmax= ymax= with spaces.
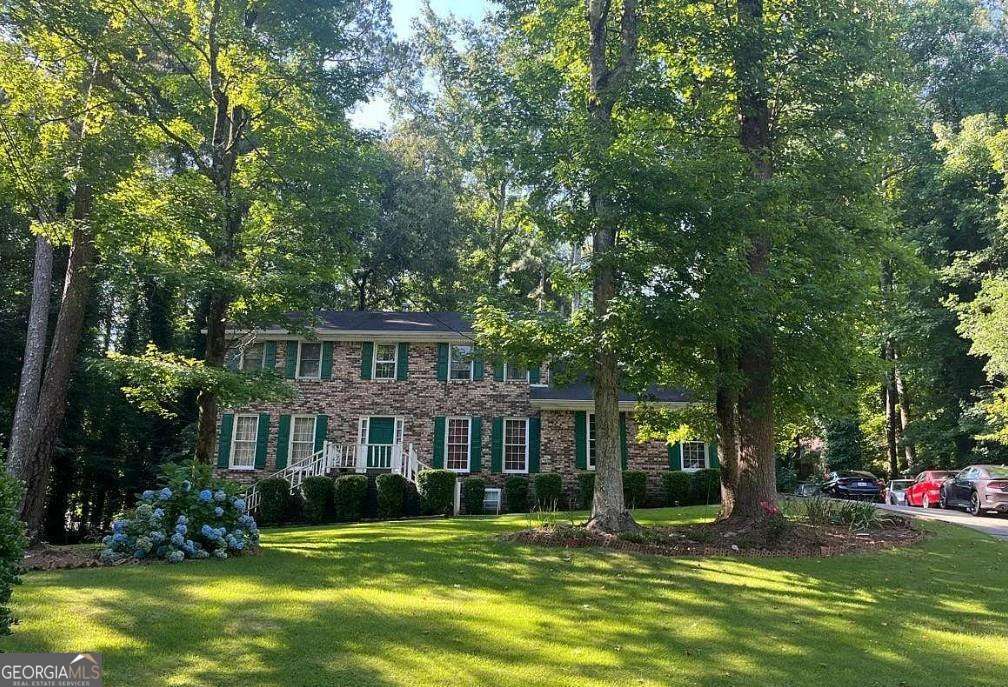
xmin=301 ymin=476 xmax=333 ymax=524
xmin=576 ymin=472 xmax=595 ymax=510
xmin=690 ymin=468 xmax=722 ymax=505
xmin=255 ymin=478 xmax=290 ymax=525
xmin=364 ymin=475 xmax=379 ymax=519
xmin=533 ymin=473 xmax=563 ymax=510
xmin=461 ymin=477 xmax=486 ymax=515
xmin=503 ymin=476 xmax=529 ymax=513
xmin=376 ymin=473 xmax=408 ymax=519
xmin=0 ymin=465 xmax=27 ymax=635
xmin=100 ymin=460 xmax=258 ymax=564
xmin=661 ymin=471 xmax=691 ymax=506
xmin=403 ymin=480 xmax=421 ymax=517
xmin=333 ymin=475 xmax=368 ymax=522
xmin=417 ymin=469 xmax=456 ymax=516
xmin=622 ymin=471 xmax=648 ymax=509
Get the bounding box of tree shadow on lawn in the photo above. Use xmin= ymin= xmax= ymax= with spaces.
xmin=9 ymin=509 xmax=1008 ymax=687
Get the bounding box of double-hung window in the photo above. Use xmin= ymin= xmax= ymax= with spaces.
xmin=682 ymin=441 xmax=708 ymax=471
xmin=289 ymin=416 xmax=317 ymax=464
xmin=503 ymin=418 xmax=529 ymax=473
xmin=445 ymin=417 xmax=471 ymax=472
xmin=298 ymin=342 xmax=322 ymax=379
xmin=240 ymin=342 xmax=264 ymax=372
xmin=374 ymin=343 xmax=397 ymax=379
xmin=449 ymin=344 xmax=473 ymax=381
xmin=504 ymin=362 xmax=528 ymax=382
xmin=229 ymin=414 xmax=259 ymax=469
xmin=587 ymin=412 xmax=597 ymax=470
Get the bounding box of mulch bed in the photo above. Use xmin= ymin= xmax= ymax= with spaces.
xmin=21 ymin=543 xmax=262 ymax=571
xmin=505 ymin=518 xmax=925 ymax=558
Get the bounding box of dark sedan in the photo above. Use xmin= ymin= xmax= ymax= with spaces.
xmin=940 ymin=465 xmax=1008 ymax=516
xmin=820 ymin=471 xmax=885 ymax=501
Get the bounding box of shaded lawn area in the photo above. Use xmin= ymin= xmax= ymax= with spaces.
xmin=4 ymin=507 xmax=1007 ymax=687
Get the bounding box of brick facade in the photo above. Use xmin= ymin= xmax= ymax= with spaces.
xmin=217 ymin=338 xmax=675 ymax=496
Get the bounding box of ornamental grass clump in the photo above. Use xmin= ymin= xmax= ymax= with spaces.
xmin=100 ymin=462 xmax=259 ymax=564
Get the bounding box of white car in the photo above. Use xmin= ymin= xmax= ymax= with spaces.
xmin=885 ymin=479 xmax=915 ymax=505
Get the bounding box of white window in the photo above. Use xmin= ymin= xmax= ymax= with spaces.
xmin=298 ymin=342 xmax=322 ymax=379
xmin=445 ymin=417 xmax=471 ymax=472
xmin=449 ymin=344 xmax=473 ymax=381
xmin=374 ymin=343 xmax=397 ymax=379
xmin=504 ymin=418 xmax=529 ymax=473
xmin=230 ymin=414 xmax=259 ymax=469
xmin=289 ymin=416 xmax=317 ymax=464
xmin=240 ymin=342 xmax=264 ymax=372
xmin=587 ymin=412 xmax=596 ymax=470
xmin=504 ymin=362 xmax=528 ymax=382
xmin=682 ymin=441 xmax=708 ymax=471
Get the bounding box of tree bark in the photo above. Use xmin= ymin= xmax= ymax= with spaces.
xmin=194 ymin=292 xmax=228 ymax=462
xmin=715 ymin=349 xmax=740 ymax=519
xmin=725 ymin=0 xmax=778 ymax=523
xmin=892 ymin=348 xmax=917 ymax=467
xmin=7 ymin=233 xmax=54 ymax=476
xmin=882 ymin=345 xmax=899 ymax=476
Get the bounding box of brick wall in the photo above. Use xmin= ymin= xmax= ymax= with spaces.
xmin=217 ymin=339 xmax=672 ymax=495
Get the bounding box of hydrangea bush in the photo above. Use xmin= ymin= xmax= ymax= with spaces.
xmin=100 ymin=462 xmax=259 ymax=564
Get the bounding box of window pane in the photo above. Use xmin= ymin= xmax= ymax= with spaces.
xmin=587 ymin=413 xmax=596 ymax=469
xmin=231 ymin=416 xmax=258 ymax=468
xmin=374 ymin=343 xmax=397 ymax=379
xmin=291 ymin=416 xmax=316 ymax=463
xmin=505 ymin=363 xmax=527 ymax=381
xmin=446 ymin=418 xmax=470 ymax=471
xmin=682 ymin=441 xmax=706 ymax=470
xmin=504 ymin=419 xmax=527 ymax=472
xmin=450 ymin=345 xmax=473 ymax=380
xmin=241 ymin=343 xmax=264 ymax=372
xmin=299 ymin=343 xmax=321 ymax=377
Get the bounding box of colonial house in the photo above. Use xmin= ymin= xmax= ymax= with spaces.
xmin=215 ymin=311 xmax=718 ymax=504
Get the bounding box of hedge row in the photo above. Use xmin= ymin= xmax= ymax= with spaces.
xmin=256 ymin=473 xmax=419 ymax=525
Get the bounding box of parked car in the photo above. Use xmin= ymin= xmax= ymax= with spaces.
xmin=885 ymin=479 xmax=915 ymax=505
xmin=904 ymin=470 xmax=956 ymax=509
xmin=940 ymin=465 xmax=1008 ymax=516
xmin=820 ymin=471 xmax=885 ymax=501
xmin=794 ymin=482 xmax=820 ymax=497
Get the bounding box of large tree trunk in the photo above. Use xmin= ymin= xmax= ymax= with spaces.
xmin=582 ymin=0 xmax=639 ymax=535
xmin=19 ymin=187 xmax=96 ymax=537
xmin=194 ymin=292 xmax=228 ymax=463
xmin=7 ymin=233 xmax=54 ymax=476
xmin=725 ymin=0 xmax=778 ymax=523
xmin=882 ymin=349 xmax=899 ymax=476
xmin=715 ymin=349 xmax=740 ymax=518
xmin=892 ymin=349 xmax=917 ymax=467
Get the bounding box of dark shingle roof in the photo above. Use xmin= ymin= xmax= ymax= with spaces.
xmin=530 ymin=380 xmax=689 ymax=404
xmin=276 ymin=311 xmax=472 ymax=334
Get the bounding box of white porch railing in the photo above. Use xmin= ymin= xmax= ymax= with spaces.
xmin=243 ymin=441 xmax=428 ymax=514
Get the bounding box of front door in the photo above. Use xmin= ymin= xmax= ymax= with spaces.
xmin=367 ymin=416 xmax=396 ymax=468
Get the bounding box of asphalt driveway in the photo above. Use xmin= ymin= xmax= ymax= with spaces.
xmin=878 ymin=502 xmax=1008 ymax=540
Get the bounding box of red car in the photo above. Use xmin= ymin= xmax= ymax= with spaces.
xmin=904 ymin=470 xmax=956 ymax=508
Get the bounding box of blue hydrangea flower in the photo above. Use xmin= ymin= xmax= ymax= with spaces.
xmin=99 ymin=548 xmax=117 ymax=564
xmin=168 ymin=550 xmax=185 ymax=563
xmin=200 ymin=524 xmax=215 ymax=538
xmin=176 ymin=514 xmax=188 ymax=525
xmin=112 ymin=520 xmax=126 ymax=533
xmin=136 ymin=536 xmax=153 ymax=553
xmin=170 ymin=532 xmax=184 ymax=546
xmin=153 ymin=508 xmax=164 ymax=519
xmin=151 ymin=531 xmax=165 ymax=544
xmin=182 ymin=480 xmax=192 ymax=492
xmin=198 ymin=489 xmax=213 ymax=502
xmin=112 ymin=532 xmax=127 ymax=544
xmin=159 ymin=487 xmax=172 ymax=500
xmin=214 ymin=506 xmax=224 ymax=517
xmin=136 ymin=503 xmax=153 ymax=518
xmin=233 ymin=539 xmax=245 ymax=551
xmin=213 ymin=490 xmax=226 ymax=503
xmin=175 ymin=523 xmax=187 ymax=535
xmin=233 ymin=498 xmax=247 ymax=512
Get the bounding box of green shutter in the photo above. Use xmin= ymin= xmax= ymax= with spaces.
xmin=254 ymin=413 xmax=270 ymax=469
xmin=574 ymin=411 xmax=587 ymax=470
xmin=436 ymin=343 xmax=448 ymax=381
xmin=470 ymin=416 xmax=482 ymax=472
xmin=529 ymin=364 xmax=540 ymax=384
xmin=529 ymin=417 xmax=541 ymax=473
xmin=620 ymin=413 xmax=628 ymax=470
xmin=491 ymin=417 xmax=503 ymax=473
xmin=313 ymin=415 xmax=328 ymax=452
xmin=320 ymin=341 xmax=333 ymax=380
xmin=669 ymin=442 xmax=682 ymax=470
xmin=473 ymin=351 xmax=484 ymax=380
xmin=275 ymin=414 xmax=291 ymax=469
xmin=284 ymin=341 xmax=298 ymax=379
xmin=493 ymin=361 xmax=504 ymax=381
xmin=263 ymin=341 xmax=277 ymax=370
xmin=709 ymin=442 xmax=719 ymax=468
xmin=217 ymin=413 xmax=234 ymax=468
xmin=396 ymin=342 xmax=408 ymax=380
xmin=360 ymin=341 xmax=373 ymax=379
xmin=433 ymin=417 xmax=446 ymax=468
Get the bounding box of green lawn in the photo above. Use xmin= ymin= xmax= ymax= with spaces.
xmin=4 ymin=507 xmax=1007 ymax=687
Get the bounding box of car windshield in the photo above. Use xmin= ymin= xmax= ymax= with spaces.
xmin=890 ymin=480 xmax=913 ymax=488
xmin=986 ymin=467 xmax=1008 ymax=478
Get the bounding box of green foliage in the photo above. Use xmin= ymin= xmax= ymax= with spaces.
xmin=661 ymin=471 xmax=692 ymax=507
xmin=532 ymin=473 xmax=563 ymax=511
xmin=622 ymin=471 xmax=648 ymax=509
xmin=333 ymin=475 xmax=368 ymax=522
xmin=576 ymin=472 xmax=595 ymax=510
xmin=795 ymin=496 xmax=895 ymax=532
xmin=301 ymin=477 xmax=334 ymax=524
xmin=0 ymin=465 xmax=27 ymax=635
xmin=375 ymin=473 xmax=407 ymax=519
xmin=823 ymin=419 xmax=869 ymax=472
xmin=256 ymin=479 xmax=292 ymax=526
xmin=690 ymin=469 xmax=722 ymax=506
xmin=461 ymin=477 xmax=486 ymax=515
xmin=503 ymin=476 xmax=529 ymax=513
xmin=416 ymin=470 xmax=455 ymax=516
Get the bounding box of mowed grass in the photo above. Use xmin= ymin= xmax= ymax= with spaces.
xmin=3 ymin=507 xmax=1007 ymax=687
